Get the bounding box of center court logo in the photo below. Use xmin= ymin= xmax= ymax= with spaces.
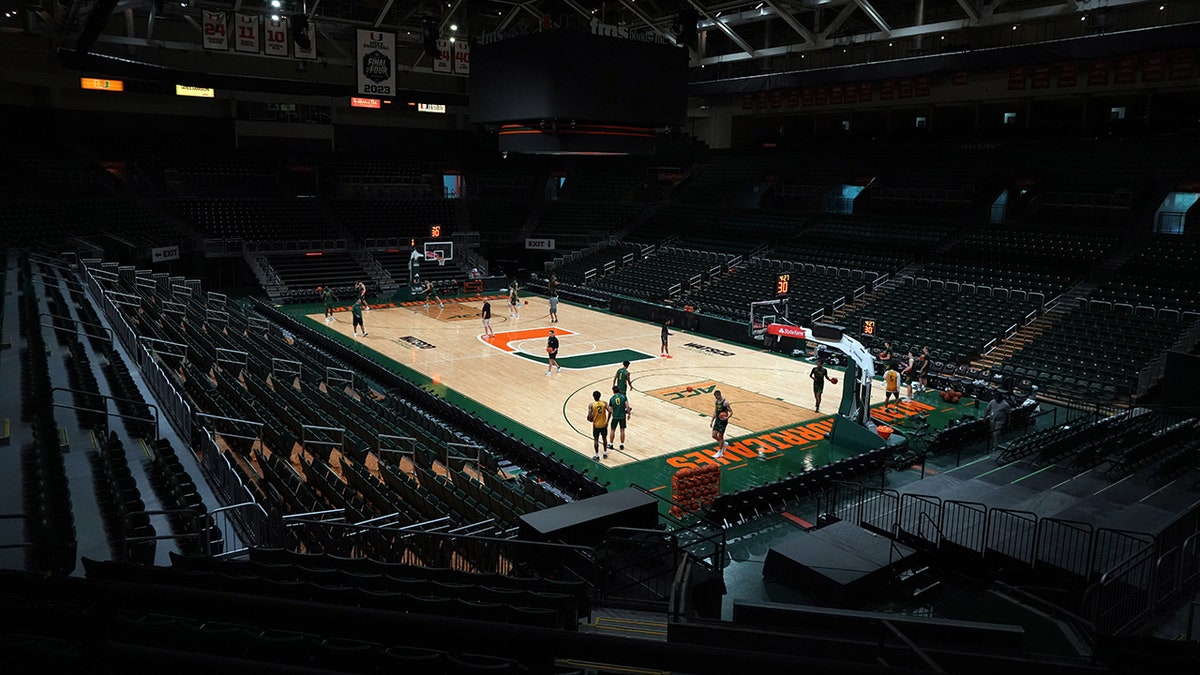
xmin=483 ymin=326 xmax=656 ymax=370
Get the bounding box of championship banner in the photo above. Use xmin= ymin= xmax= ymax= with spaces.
xmin=202 ymin=11 xmax=228 ymax=51
xmin=264 ymin=17 xmax=288 ymax=56
xmin=294 ymin=21 xmax=317 ymax=60
xmin=453 ymin=40 xmax=470 ymax=75
xmin=1007 ymin=66 xmax=1027 ymax=90
xmin=1168 ymin=49 xmax=1193 ymax=81
xmin=1057 ymin=62 xmax=1078 ymax=87
xmin=1087 ymin=59 xmax=1110 ymax=86
xmin=234 ymin=13 xmax=260 ymax=53
xmin=1114 ymin=56 xmax=1137 ymax=85
xmin=356 ymin=30 xmax=396 ymax=96
xmin=1142 ymin=52 xmax=1166 ymax=82
xmin=433 ymin=39 xmax=452 ymax=73
xmin=1031 ymin=65 xmax=1052 ymax=89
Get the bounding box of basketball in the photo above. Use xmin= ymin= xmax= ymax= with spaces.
xmin=316 ymin=287 xmax=322 ymax=292
xmin=546 ymin=346 xmax=554 ymax=354
xmin=686 ymin=386 xmax=693 ymax=392
xmin=719 ymin=411 xmax=731 ymax=421
xmin=830 ymin=377 xmax=838 ymax=384
xmin=524 ymin=300 xmax=528 ymax=305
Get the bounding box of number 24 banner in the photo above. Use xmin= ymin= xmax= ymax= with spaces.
xmin=202 ymin=11 xmax=228 ymax=51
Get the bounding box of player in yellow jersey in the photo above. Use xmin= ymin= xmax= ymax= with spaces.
xmin=587 ymin=390 xmax=609 ymax=461
xmin=884 ymin=365 xmax=901 ymax=412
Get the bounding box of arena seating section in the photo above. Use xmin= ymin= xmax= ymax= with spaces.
xmin=3 ymin=126 xmax=1198 ymax=407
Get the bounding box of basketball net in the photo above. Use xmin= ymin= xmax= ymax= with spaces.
xmin=425 ymin=251 xmax=446 ymax=267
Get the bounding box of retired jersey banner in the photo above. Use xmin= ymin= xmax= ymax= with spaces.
xmin=356 ymin=30 xmax=396 ymax=96
xmin=264 ymin=17 xmax=288 ymax=56
xmin=453 ymin=40 xmax=470 ymax=75
xmin=1057 ymin=62 xmax=1078 ymax=87
xmin=294 ymin=21 xmax=317 ymax=60
xmin=202 ymin=11 xmax=228 ymax=50
xmin=1142 ymin=52 xmax=1166 ymax=82
xmin=234 ymin=13 xmax=260 ymax=53
xmin=433 ymin=39 xmax=452 ymax=73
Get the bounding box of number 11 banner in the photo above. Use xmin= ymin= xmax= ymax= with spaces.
xmin=235 ymin=13 xmax=260 ymax=53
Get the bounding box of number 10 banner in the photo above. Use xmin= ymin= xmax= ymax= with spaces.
xmin=356 ymin=30 xmax=396 ymax=96
xmin=264 ymin=17 xmax=288 ymax=57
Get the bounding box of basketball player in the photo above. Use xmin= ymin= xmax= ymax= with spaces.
xmin=355 ymin=281 xmax=369 ymax=312
xmin=509 ymin=280 xmax=520 ymax=318
xmin=423 ymin=279 xmax=444 ymax=309
xmin=587 ymin=390 xmax=609 ymax=460
xmin=351 ymin=299 xmax=367 ymax=337
xmin=322 ymin=286 xmax=335 ymax=323
xmin=810 ymin=359 xmax=834 ymax=413
xmin=711 ymin=390 xmax=732 ymax=459
xmin=878 ymin=340 xmax=893 ymax=374
xmin=916 ymin=346 xmax=931 ymax=393
xmin=884 ymin=364 xmax=901 ymax=412
xmin=613 ymin=361 xmax=631 ymax=395
xmin=901 ymin=350 xmax=915 ymax=400
xmin=481 ymin=300 xmax=494 ymax=338
xmin=607 ymin=385 xmax=631 ymax=452
xmin=661 ymin=319 xmax=672 ymax=358
xmin=408 ymin=247 xmax=423 ymax=280
xmin=546 ymin=329 xmax=560 ymax=375
xmin=548 ymin=291 xmax=559 ymax=323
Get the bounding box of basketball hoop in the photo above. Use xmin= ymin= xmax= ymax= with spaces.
xmin=425 ymin=251 xmax=446 ymax=267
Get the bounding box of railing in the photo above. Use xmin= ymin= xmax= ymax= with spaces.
xmin=898 ymin=493 xmax=941 ymax=545
xmin=1036 ymin=518 xmax=1094 ymax=577
xmin=81 ymin=260 xmax=195 ymax=443
xmin=208 ymin=501 xmax=271 ymax=556
xmin=1093 ymin=528 xmax=1155 ymax=575
xmin=987 ymin=508 xmax=1038 ymax=564
xmin=941 ymin=500 xmax=987 ymax=554
xmin=832 ymin=477 xmax=1199 ymax=635
xmin=1084 ymin=544 xmax=1157 ymax=635
xmin=281 ymin=517 xmax=601 ymax=590
xmin=602 ymin=527 xmax=681 ymax=607
xmin=992 ymin=581 xmax=1097 ymax=652
xmin=859 ymin=486 xmax=901 ymax=535
xmin=197 ymin=429 xmax=260 ymax=508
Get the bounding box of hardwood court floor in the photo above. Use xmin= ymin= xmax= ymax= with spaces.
xmin=307 ymin=294 xmax=901 ymax=469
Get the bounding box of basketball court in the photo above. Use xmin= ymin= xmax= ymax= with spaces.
xmin=299 ymin=292 xmax=944 ymax=493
